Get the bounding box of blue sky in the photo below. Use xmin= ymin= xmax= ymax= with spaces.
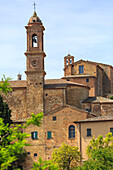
xmin=0 ymin=0 xmax=113 ymax=80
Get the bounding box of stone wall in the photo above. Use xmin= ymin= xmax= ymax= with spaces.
xmin=44 ymin=88 xmax=65 ymax=113
xmin=44 ymin=106 xmax=90 ymax=160
xmin=4 ymin=88 xmax=27 ymax=121
xmin=62 ymin=77 xmax=96 ymax=97
xmin=66 ymin=86 xmax=89 ymax=108
xmin=96 ymin=66 xmax=103 ymax=96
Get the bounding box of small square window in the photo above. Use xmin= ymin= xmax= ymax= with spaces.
xmin=110 ymin=128 xmax=113 ymax=135
xmin=87 ymin=129 xmax=91 ymax=136
xmin=47 ymin=131 xmax=52 ymax=139
xmin=53 ymin=116 xmax=56 ymax=121
xmin=27 ymin=152 xmax=30 ymax=155
xmin=31 ymin=131 xmax=38 ymax=139
xmin=34 ymin=153 xmax=37 ymax=157
xmin=86 ymin=78 xmax=89 ymax=82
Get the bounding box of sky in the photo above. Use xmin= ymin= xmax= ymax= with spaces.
xmin=0 ymin=0 xmax=113 ymax=80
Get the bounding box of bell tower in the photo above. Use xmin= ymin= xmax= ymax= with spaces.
xmin=25 ymin=10 xmax=46 ymax=116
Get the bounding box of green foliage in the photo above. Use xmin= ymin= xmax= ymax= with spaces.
xmin=110 ymin=95 xmax=113 ymax=100
xmin=0 ymin=75 xmax=12 ymax=95
xmin=0 ymin=118 xmax=29 ymax=170
xmin=31 ymin=157 xmax=59 ymax=170
xmin=0 ymin=95 xmax=12 ymax=126
xmin=77 ymin=133 xmax=113 ymax=170
xmin=0 ymin=112 xmax=44 ymax=170
xmin=26 ymin=112 xmax=44 ymax=127
xmin=52 ymin=143 xmax=80 ymax=170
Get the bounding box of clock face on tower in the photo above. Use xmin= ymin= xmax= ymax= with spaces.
xmin=32 ymin=60 xmax=38 ymax=67
xmin=29 ymin=57 xmax=42 ymax=70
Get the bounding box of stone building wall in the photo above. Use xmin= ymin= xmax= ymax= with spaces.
xmin=66 ymin=86 xmax=89 ymax=108
xmin=4 ymin=87 xmax=27 ymax=121
xmin=98 ymin=64 xmax=111 ymax=96
xmin=62 ymin=77 xmax=96 ymax=97
xmin=72 ymin=61 xmax=97 ymax=76
xmin=44 ymin=88 xmax=65 ymax=113
xmin=96 ymin=66 xmax=103 ymax=96
xmin=44 ymin=106 xmax=91 ymax=160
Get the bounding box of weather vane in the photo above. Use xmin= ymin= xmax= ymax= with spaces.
xmin=33 ymin=2 xmax=36 ymax=11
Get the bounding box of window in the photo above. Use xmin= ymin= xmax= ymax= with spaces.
xmin=53 ymin=116 xmax=56 ymax=121
xmin=31 ymin=131 xmax=38 ymax=139
xmin=69 ymin=125 xmax=75 ymax=138
xmin=47 ymin=131 xmax=52 ymax=139
xmin=66 ymin=59 xmax=68 ymax=65
xmin=79 ymin=65 xmax=84 ymax=74
xmin=34 ymin=153 xmax=37 ymax=157
xmin=87 ymin=129 xmax=91 ymax=136
xmin=70 ymin=59 xmax=72 ymax=64
xmin=32 ymin=34 xmax=37 ymax=47
xmin=27 ymin=152 xmax=30 ymax=155
xmin=67 ymin=79 xmax=70 ymax=81
xmin=110 ymin=128 xmax=113 ymax=135
xmin=86 ymin=78 xmax=89 ymax=82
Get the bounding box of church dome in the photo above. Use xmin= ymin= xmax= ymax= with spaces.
xmin=28 ymin=11 xmax=42 ymax=25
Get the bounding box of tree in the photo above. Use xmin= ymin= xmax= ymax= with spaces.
xmin=0 ymin=75 xmax=12 ymax=95
xmin=0 ymin=112 xmax=44 ymax=170
xmin=0 ymin=76 xmax=12 ymax=126
xmin=31 ymin=157 xmax=59 ymax=170
xmin=52 ymin=143 xmax=80 ymax=170
xmin=110 ymin=95 xmax=113 ymax=100
xmin=0 ymin=95 xmax=12 ymax=126
xmin=77 ymin=133 xmax=113 ymax=170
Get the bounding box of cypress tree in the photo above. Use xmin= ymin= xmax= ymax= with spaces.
xmin=0 ymin=95 xmax=12 ymax=125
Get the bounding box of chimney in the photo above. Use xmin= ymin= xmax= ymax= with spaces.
xmin=17 ymin=74 xmax=22 ymax=80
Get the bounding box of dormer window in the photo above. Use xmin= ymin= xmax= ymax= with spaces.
xmin=32 ymin=34 xmax=37 ymax=47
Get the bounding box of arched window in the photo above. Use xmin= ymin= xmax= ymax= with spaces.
xmin=69 ymin=125 xmax=75 ymax=138
xmin=32 ymin=34 xmax=37 ymax=47
xmin=66 ymin=59 xmax=68 ymax=65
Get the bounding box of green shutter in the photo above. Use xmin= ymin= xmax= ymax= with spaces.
xmin=47 ymin=131 xmax=52 ymax=139
xmin=31 ymin=132 xmax=33 ymax=139
xmin=31 ymin=131 xmax=38 ymax=139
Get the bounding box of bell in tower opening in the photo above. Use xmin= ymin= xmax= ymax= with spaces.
xmin=32 ymin=34 xmax=37 ymax=47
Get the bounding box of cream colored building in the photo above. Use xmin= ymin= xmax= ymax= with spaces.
xmin=74 ymin=116 xmax=113 ymax=160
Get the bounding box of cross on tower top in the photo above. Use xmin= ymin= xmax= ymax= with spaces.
xmin=33 ymin=2 xmax=36 ymax=11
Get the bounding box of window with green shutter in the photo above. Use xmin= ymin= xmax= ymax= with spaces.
xmin=31 ymin=131 xmax=38 ymax=139
xmin=47 ymin=131 xmax=52 ymax=139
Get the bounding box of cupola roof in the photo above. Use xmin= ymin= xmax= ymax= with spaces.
xmin=28 ymin=11 xmax=42 ymax=25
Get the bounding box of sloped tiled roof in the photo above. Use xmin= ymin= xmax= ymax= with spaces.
xmin=9 ymin=80 xmax=27 ymax=88
xmin=8 ymin=79 xmax=89 ymax=89
xmin=45 ymin=79 xmax=89 ymax=89
xmin=62 ymin=75 xmax=96 ymax=78
xmin=82 ymin=97 xmax=113 ymax=103
xmin=73 ymin=59 xmax=113 ymax=68
xmin=74 ymin=116 xmax=113 ymax=123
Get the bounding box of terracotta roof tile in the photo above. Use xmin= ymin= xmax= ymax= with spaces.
xmin=74 ymin=116 xmax=113 ymax=123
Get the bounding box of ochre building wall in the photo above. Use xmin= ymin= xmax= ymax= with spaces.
xmin=76 ymin=121 xmax=113 ymax=160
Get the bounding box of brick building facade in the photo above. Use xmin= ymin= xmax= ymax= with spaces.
xmin=2 ymin=10 xmax=113 ymax=169
xmin=63 ymin=54 xmax=113 ymax=97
